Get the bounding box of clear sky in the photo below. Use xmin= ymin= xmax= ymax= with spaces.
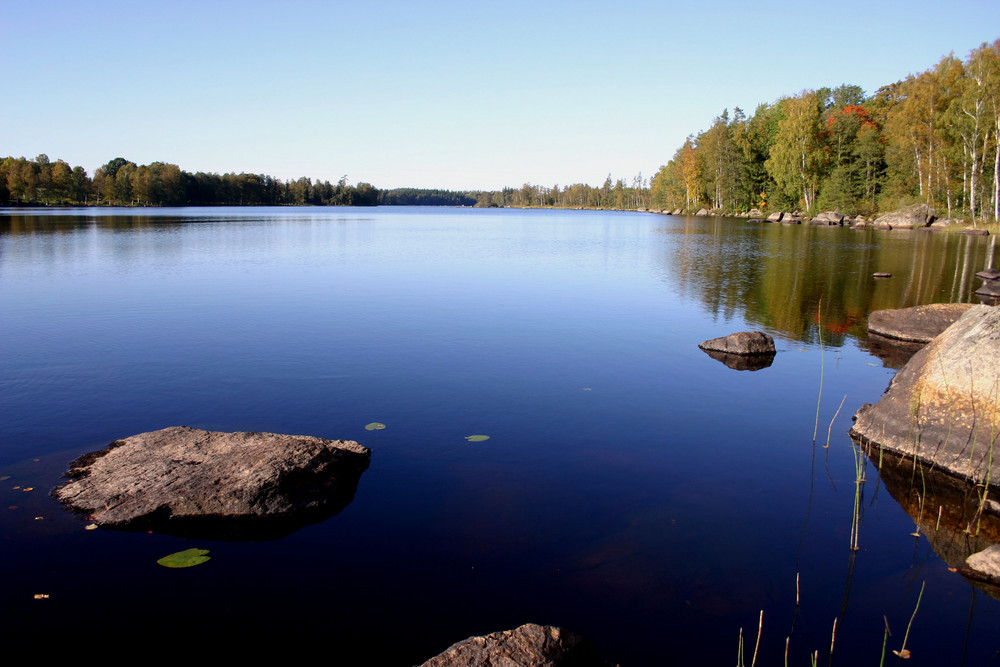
xmin=3 ymin=1 xmax=999 ymax=191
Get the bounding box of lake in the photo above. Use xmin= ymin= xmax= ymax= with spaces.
xmin=1 ymin=206 xmax=998 ymax=664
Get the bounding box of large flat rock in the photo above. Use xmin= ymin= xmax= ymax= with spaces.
xmin=851 ymin=306 xmax=1000 ymax=487
xmin=53 ymin=426 xmax=370 ymax=538
xmin=867 ymin=303 xmax=974 ymax=343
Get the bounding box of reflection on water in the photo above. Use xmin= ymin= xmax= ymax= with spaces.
xmin=868 ymin=446 xmax=1000 ymax=599
xmin=664 ymin=219 xmax=997 ymax=345
xmin=1 ymin=208 xmax=999 ymax=664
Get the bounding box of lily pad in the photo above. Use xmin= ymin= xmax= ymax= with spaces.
xmin=364 ymin=422 xmax=386 ymax=431
xmin=464 ymin=435 xmax=490 ymax=442
xmin=157 ymin=548 xmax=211 ymax=568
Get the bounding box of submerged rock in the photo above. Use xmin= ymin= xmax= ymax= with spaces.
xmin=867 ymin=303 xmax=974 ymax=343
xmin=52 ymin=426 xmax=370 ymax=539
xmin=850 ymin=306 xmax=1000 ymax=487
xmin=698 ymin=331 xmax=776 ymax=356
xmin=419 ymin=623 xmax=618 ymax=667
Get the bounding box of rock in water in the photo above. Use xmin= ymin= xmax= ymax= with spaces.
xmin=851 ymin=306 xmax=1000 ymax=487
xmin=961 ymin=545 xmax=1000 ymax=586
xmin=52 ymin=427 xmax=370 ymax=537
xmin=419 ymin=623 xmax=617 ymax=667
xmin=867 ymin=303 xmax=974 ymax=343
xmin=698 ymin=331 xmax=776 ymax=356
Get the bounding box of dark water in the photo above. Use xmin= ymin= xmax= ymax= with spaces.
xmin=1 ymin=207 xmax=998 ymax=664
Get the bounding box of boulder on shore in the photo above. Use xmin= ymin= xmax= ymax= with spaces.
xmin=52 ymin=426 xmax=371 ymax=538
xmin=699 ymin=331 xmax=776 ymax=356
xmin=850 ymin=306 xmax=1000 ymax=487
xmin=867 ymin=303 xmax=974 ymax=343
xmin=872 ymin=203 xmax=935 ymax=229
xmin=419 ymin=623 xmax=618 ymax=667
xmin=811 ymin=211 xmax=845 ymax=225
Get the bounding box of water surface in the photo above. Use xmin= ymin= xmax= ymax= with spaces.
xmin=1 ymin=207 xmax=998 ymax=664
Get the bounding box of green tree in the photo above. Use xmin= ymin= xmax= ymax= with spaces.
xmin=765 ymin=91 xmax=825 ymax=211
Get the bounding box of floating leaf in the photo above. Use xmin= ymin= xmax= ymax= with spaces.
xmin=84 ymin=524 xmax=98 ymax=531
xmin=33 ymin=594 xmax=50 ymax=600
xmin=465 ymin=435 xmax=490 ymax=442
xmin=365 ymin=422 xmax=386 ymax=431
xmin=157 ymin=548 xmax=211 ymax=568
xmin=893 ymin=649 xmax=911 ymax=659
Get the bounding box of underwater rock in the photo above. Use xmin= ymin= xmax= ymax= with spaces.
xmin=52 ymin=426 xmax=370 ymax=538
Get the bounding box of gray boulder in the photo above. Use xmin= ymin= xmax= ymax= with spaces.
xmin=695 ymin=208 xmax=709 ymax=216
xmin=851 ymin=306 xmax=1000 ymax=487
xmin=699 ymin=331 xmax=776 ymax=356
xmin=961 ymin=545 xmax=1000 ymax=586
xmin=53 ymin=426 xmax=370 ymax=538
xmin=872 ymin=203 xmax=935 ymax=229
xmin=811 ymin=211 xmax=845 ymax=225
xmin=867 ymin=303 xmax=974 ymax=343
xmin=766 ymin=211 xmax=784 ymax=222
xmin=419 ymin=623 xmax=617 ymax=667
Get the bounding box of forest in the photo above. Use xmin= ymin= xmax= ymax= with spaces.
xmin=646 ymin=39 xmax=1000 ymax=221
xmin=2 ymin=40 xmax=998 ymax=221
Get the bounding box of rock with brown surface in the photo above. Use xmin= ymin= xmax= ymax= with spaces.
xmin=867 ymin=303 xmax=975 ymax=343
xmin=419 ymin=623 xmax=617 ymax=667
xmin=52 ymin=426 xmax=370 ymax=539
xmin=851 ymin=305 xmax=1000 ymax=487
xmin=698 ymin=331 xmax=776 ymax=356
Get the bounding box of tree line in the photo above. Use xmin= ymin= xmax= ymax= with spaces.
xmin=648 ymin=40 xmax=1000 ymax=222
xmin=0 ymin=155 xmax=380 ymax=207
xmin=4 ymin=40 xmax=998 ymax=219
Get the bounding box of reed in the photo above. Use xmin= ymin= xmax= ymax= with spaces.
xmin=813 ymin=300 xmax=824 ymax=443
xmin=893 ymin=581 xmax=925 ymax=659
xmin=823 ymin=395 xmax=847 ymax=450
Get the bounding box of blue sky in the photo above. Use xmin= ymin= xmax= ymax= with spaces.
xmin=3 ymin=1 xmax=999 ymax=191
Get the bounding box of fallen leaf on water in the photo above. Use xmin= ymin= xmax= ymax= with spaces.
xmin=364 ymin=422 xmax=386 ymax=431
xmin=948 ymin=567 xmax=958 ymax=572
xmin=0 ymin=475 xmax=10 ymax=481
xmin=33 ymin=594 xmax=49 ymax=600
xmin=893 ymin=649 xmax=912 ymax=659
xmin=34 ymin=516 xmax=43 ymax=521
xmin=465 ymin=435 xmax=490 ymax=442
xmin=22 ymin=487 xmax=34 ymax=492
xmin=157 ymin=548 xmax=211 ymax=568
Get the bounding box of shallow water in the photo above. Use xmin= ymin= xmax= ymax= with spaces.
xmin=1 ymin=207 xmax=998 ymax=664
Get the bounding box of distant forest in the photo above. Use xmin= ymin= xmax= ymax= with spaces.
xmin=3 ymin=39 xmax=998 ymax=220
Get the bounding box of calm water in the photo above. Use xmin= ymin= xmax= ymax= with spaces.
xmin=1 ymin=207 xmax=998 ymax=664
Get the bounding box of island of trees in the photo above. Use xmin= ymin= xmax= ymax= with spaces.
xmin=2 ymin=39 xmax=998 ymax=222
